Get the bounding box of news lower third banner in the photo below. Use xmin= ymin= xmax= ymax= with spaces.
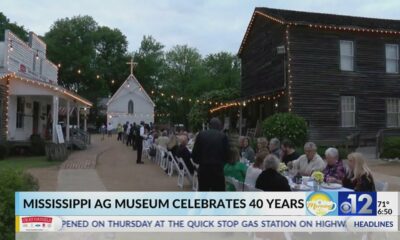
xmin=15 ymin=192 xmax=399 ymax=232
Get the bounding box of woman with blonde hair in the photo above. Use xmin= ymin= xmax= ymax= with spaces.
xmin=342 ymin=152 xmax=376 ymax=192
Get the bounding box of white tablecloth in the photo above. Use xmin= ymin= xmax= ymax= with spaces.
xmin=288 ymin=177 xmax=353 ymax=192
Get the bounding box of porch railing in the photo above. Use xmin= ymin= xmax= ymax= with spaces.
xmin=376 ymin=128 xmax=400 ymax=159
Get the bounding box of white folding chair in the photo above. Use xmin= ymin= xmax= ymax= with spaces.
xmin=142 ymin=140 xmax=150 ymax=160
xmin=167 ymin=152 xmax=180 ymax=176
xmin=155 ymin=145 xmax=161 ymax=164
xmin=176 ymin=157 xmax=197 ymax=189
xmin=190 ymin=158 xmax=199 ymax=191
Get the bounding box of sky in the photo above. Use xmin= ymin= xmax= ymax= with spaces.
xmin=1 ymin=0 xmax=400 ymax=55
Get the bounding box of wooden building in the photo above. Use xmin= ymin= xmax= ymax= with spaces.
xmin=239 ymin=7 xmax=400 ymax=145
xmin=0 ymin=30 xmax=92 ymax=143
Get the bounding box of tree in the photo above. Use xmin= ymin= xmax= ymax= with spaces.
xmin=0 ymin=12 xmax=28 ymax=41
xmin=202 ymin=52 xmax=241 ymax=91
xmin=164 ymin=45 xmax=205 ymax=126
xmin=133 ymin=35 xmax=165 ymax=92
xmin=45 ymin=16 xmax=99 ymax=93
xmin=44 ymin=16 xmax=130 ymax=125
xmin=188 ymin=88 xmax=240 ymax=131
xmin=93 ymin=26 xmax=130 ymax=95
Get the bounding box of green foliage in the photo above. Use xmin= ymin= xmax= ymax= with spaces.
xmin=0 ymin=168 xmax=39 ymax=239
xmin=134 ymin=35 xmax=165 ymax=92
xmin=188 ymin=88 xmax=240 ymax=131
xmin=0 ymin=143 xmax=10 ymax=160
xmin=262 ymin=113 xmax=308 ymax=147
xmin=44 ymin=16 xmax=129 ymax=101
xmin=0 ymin=12 xmax=29 ymax=41
xmin=381 ymin=136 xmax=400 ymax=159
xmin=30 ymin=134 xmax=45 ymax=156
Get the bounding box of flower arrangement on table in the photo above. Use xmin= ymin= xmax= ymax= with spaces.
xmin=311 ymin=171 xmax=324 ymax=184
xmin=278 ymin=162 xmax=288 ymax=174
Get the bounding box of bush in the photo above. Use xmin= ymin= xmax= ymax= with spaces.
xmin=0 ymin=168 xmax=39 ymax=239
xmin=381 ymin=136 xmax=400 ymax=159
xmin=262 ymin=113 xmax=308 ymax=147
xmin=0 ymin=143 xmax=10 ymax=160
xmin=30 ymin=134 xmax=46 ymax=156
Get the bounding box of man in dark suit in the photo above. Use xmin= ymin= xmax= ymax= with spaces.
xmin=136 ymin=121 xmax=146 ymax=164
xmin=192 ymin=118 xmax=230 ymax=191
xmin=256 ymin=154 xmax=291 ymax=191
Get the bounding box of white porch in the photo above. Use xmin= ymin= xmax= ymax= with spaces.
xmin=5 ymin=74 xmax=92 ymax=143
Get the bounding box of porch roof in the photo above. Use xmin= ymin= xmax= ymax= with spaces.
xmin=1 ymin=72 xmax=92 ymax=107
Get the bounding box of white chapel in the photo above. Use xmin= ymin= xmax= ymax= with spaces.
xmin=106 ymin=60 xmax=155 ymax=129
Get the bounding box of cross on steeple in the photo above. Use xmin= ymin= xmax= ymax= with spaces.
xmin=126 ymin=58 xmax=137 ymax=75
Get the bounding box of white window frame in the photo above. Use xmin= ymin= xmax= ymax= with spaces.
xmin=341 ymin=96 xmax=356 ymax=128
xmin=385 ymin=44 xmax=399 ymax=74
xmin=386 ymin=98 xmax=400 ymax=128
xmin=340 ymin=40 xmax=354 ymax=71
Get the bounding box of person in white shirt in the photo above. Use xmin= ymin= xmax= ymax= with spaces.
xmin=155 ymin=131 xmax=169 ymax=149
xmin=107 ymin=122 xmax=113 ymax=137
xmin=289 ymin=142 xmax=325 ymax=176
xmin=245 ymin=151 xmax=268 ymax=187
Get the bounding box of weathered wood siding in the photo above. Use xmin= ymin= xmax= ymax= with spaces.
xmin=240 ymin=16 xmax=286 ymax=97
xmin=290 ymin=26 xmax=400 ymax=145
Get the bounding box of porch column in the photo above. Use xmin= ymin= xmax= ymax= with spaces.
xmin=76 ymin=105 xmax=80 ymax=129
xmin=66 ymin=101 xmax=70 ymax=141
xmin=239 ymin=106 xmax=243 ymax=136
xmin=52 ymin=96 xmax=59 ymax=143
xmin=83 ymin=107 xmax=87 ymax=131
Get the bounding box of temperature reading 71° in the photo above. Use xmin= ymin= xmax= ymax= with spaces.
xmin=377 ymin=200 xmax=393 ymax=215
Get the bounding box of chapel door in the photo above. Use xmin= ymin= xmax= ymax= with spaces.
xmin=32 ymin=101 xmax=40 ymax=134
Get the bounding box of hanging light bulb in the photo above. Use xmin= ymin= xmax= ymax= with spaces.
xmin=111 ymin=80 xmax=115 ymax=84
xmin=57 ymin=63 xmax=61 ymax=68
xmin=96 ymin=75 xmax=100 ymax=79
xmin=77 ymin=69 xmax=81 ymax=74
xmin=35 ymin=50 xmax=39 ymax=60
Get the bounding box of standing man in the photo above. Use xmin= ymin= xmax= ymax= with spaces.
xmin=192 ymin=118 xmax=230 ymax=191
xmin=136 ymin=121 xmax=146 ymax=164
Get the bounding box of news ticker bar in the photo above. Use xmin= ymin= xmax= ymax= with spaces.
xmin=15 ymin=216 xmax=399 ymax=232
xmin=15 ymin=192 xmax=399 ymax=216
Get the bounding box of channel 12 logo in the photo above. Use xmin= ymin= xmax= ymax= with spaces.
xmin=338 ymin=192 xmax=377 ymax=216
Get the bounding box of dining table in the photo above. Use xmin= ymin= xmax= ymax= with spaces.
xmin=286 ymin=176 xmax=353 ymax=192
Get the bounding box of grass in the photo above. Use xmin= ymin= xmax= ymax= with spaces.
xmin=0 ymin=156 xmax=60 ymax=172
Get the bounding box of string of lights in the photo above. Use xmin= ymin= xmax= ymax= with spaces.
xmin=149 ymin=89 xmax=285 ymax=110
xmin=239 ymin=10 xmax=400 ymax=55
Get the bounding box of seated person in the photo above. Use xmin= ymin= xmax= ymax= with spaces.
xmin=256 ymin=137 xmax=269 ymax=154
xmin=256 ymin=154 xmax=291 ymax=191
xmin=281 ymin=139 xmax=299 ymax=165
xmin=155 ymin=130 xmax=169 ymax=149
xmin=342 ymin=152 xmax=376 ymax=192
xmin=240 ymin=137 xmax=255 ymax=162
xmin=269 ymin=138 xmax=282 ymax=159
xmin=176 ymin=135 xmax=195 ymax=175
xmin=323 ymin=147 xmax=345 ymax=183
xmin=245 ymin=151 xmax=268 ymax=187
xmin=289 ymin=142 xmax=325 ymax=176
xmin=224 ymin=148 xmax=248 ymax=191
